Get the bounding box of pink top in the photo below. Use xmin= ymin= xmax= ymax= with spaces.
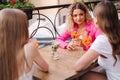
xmin=55 ymin=22 xmax=101 ymax=50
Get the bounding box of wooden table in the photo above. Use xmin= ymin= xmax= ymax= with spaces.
xmin=34 ymin=46 xmax=94 ymax=80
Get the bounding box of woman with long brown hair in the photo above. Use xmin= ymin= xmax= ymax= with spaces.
xmin=0 ymin=8 xmax=49 ymax=80
xmin=74 ymin=1 xmax=120 ymax=80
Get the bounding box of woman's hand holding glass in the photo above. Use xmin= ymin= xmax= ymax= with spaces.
xmin=67 ymin=30 xmax=92 ymax=50
xmin=67 ymin=31 xmax=81 ymax=50
xmin=67 ymin=38 xmax=81 ymax=50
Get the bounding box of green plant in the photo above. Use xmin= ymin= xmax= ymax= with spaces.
xmin=51 ymin=42 xmax=59 ymax=52
xmin=0 ymin=0 xmax=35 ymax=9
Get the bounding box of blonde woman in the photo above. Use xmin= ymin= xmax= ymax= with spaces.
xmin=0 ymin=8 xmax=49 ymax=80
xmin=55 ymin=2 xmax=101 ymax=51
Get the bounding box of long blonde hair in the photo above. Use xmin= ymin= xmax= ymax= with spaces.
xmin=66 ymin=2 xmax=92 ymax=31
xmin=0 ymin=8 xmax=29 ymax=80
xmin=94 ymin=1 xmax=120 ymax=66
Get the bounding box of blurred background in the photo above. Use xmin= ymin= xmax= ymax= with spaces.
xmin=28 ymin=0 xmax=120 ymax=47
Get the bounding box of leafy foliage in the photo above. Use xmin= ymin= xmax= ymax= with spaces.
xmin=0 ymin=0 xmax=35 ymax=9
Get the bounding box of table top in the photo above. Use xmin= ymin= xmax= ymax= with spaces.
xmin=34 ymin=46 xmax=86 ymax=80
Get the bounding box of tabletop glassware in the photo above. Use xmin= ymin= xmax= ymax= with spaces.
xmin=51 ymin=41 xmax=60 ymax=60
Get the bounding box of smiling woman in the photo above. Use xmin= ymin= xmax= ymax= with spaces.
xmin=55 ymin=2 xmax=101 ymax=51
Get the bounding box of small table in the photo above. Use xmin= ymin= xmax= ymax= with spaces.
xmin=34 ymin=46 xmax=96 ymax=80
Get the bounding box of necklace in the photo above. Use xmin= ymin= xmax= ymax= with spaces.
xmin=78 ymin=27 xmax=86 ymax=37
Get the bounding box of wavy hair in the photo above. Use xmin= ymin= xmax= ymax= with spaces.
xmin=0 ymin=8 xmax=29 ymax=80
xmin=94 ymin=1 xmax=120 ymax=66
xmin=66 ymin=2 xmax=93 ymax=32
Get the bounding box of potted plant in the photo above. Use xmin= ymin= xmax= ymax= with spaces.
xmin=0 ymin=0 xmax=35 ymax=19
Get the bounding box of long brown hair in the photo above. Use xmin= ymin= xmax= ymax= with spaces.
xmin=66 ymin=2 xmax=93 ymax=31
xmin=94 ymin=1 xmax=120 ymax=65
xmin=0 ymin=8 xmax=29 ymax=80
